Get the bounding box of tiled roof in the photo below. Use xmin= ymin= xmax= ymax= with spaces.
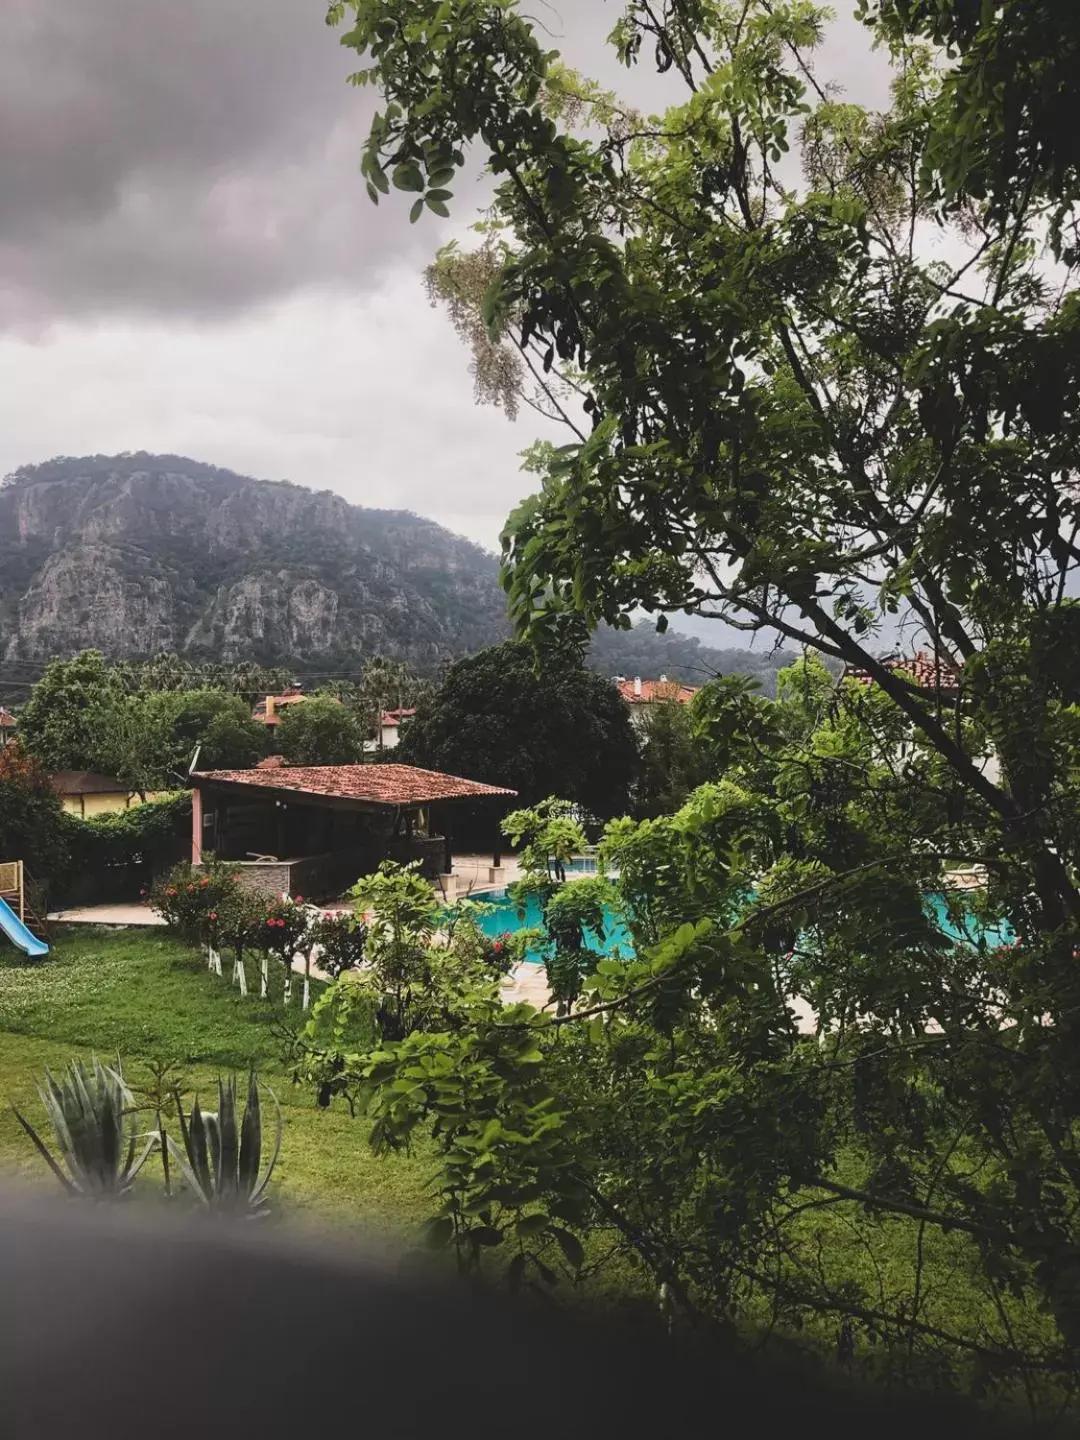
xmin=616 ymin=678 xmax=700 ymax=706
xmin=846 ymin=651 xmax=962 ymax=692
xmin=194 ymin=763 xmax=517 ymax=806
xmin=50 ymin=770 xmax=129 ymax=796
xmin=0 ymin=708 xmax=16 ymax=727
xmin=381 ymin=707 xmax=417 ymax=728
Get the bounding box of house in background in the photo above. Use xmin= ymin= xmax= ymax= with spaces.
xmin=50 ymin=771 xmax=143 ymax=817
xmin=0 ymin=708 xmax=17 ymax=748
xmin=364 ymin=707 xmax=416 ymax=754
xmin=616 ymin=675 xmax=700 ymax=728
xmin=843 ymin=650 xmax=1000 ymax=785
xmin=252 ymin=686 xmax=310 ymax=729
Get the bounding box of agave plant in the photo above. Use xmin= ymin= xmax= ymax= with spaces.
xmin=14 ymin=1058 xmax=157 ymax=1199
xmin=167 ymin=1071 xmax=281 ymax=1214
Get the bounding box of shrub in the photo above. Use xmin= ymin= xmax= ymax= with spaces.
xmin=0 ymin=743 xmax=69 ymax=880
xmin=14 ymin=1058 xmax=157 ymax=1199
xmin=151 ymin=857 xmax=238 ymax=945
xmin=61 ymin=792 xmax=191 ymax=903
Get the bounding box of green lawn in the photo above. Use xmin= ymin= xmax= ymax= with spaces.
xmin=0 ymin=927 xmax=429 ymax=1231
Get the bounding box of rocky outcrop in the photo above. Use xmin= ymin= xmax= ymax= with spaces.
xmin=0 ymin=453 xmax=509 ymax=667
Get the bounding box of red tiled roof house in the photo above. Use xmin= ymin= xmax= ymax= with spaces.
xmin=190 ymin=762 xmax=516 ymax=900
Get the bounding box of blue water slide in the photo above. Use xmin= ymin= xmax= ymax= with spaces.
xmin=0 ymin=895 xmax=49 ymax=957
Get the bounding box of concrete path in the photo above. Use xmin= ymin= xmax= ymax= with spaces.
xmin=48 ymin=902 xmax=166 ymax=926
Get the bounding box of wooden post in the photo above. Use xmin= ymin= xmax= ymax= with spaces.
xmin=191 ymin=787 xmax=203 ymax=865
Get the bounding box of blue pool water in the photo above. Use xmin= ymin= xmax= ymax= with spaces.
xmin=473 ymin=887 xmax=1013 ymax=964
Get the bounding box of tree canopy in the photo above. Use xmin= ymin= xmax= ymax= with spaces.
xmin=275 ymin=696 xmax=364 ymax=766
xmin=326 ymin=0 xmax=1080 ymax=1407
xmin=397 ymin=641 xmax=638 ymax=817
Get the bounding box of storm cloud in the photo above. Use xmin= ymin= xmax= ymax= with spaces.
xmin=0 ymin=0 xmax=414 ymax=324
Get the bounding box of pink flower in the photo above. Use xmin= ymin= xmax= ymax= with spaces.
xmin=295 ymin=894 xmax=303 ymax=903
xmin=167 ymin=887 xmax=177 ymax=897
xmin=209 ymin=912 xmax=218 ymax=921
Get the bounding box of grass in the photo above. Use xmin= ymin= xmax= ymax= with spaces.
xmin=0 ymin=927 xmax=430 ymax=1231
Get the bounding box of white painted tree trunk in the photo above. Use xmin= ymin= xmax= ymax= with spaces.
xmin=284 ymin=964 xmax=293 ymax=1004
xmin=260 ymin=955 xmax=269 ymax=999
xmin=208 ymin=945 xmax=222 ymax=976
xmin=235 ymin=958 xmax=248 ymax=996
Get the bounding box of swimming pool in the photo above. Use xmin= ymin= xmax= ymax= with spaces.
xmin=471 ymin=887 xmax=1013 ymax=964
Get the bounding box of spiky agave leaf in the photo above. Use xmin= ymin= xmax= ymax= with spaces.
xmin=13 ymin=1057 xmax=156 ymax=1198
xmin=167 ymin=1071 xmax=280 ymax=1214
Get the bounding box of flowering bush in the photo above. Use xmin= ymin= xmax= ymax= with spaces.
xmin=308 ymin=912 xmax=368 ymax=979
xmin=150 ymin=858 xmax=239 ymax=945
xmin=254 ymin=896 xmax=310 ymax=961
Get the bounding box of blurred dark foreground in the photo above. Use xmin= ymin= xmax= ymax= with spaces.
xmin=0 ymin=1187 xmax=1029 ymax=1437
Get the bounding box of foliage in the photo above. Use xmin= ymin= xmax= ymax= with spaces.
xmin=16 ymin=651 xmax=129 ymax=773
xmin=151 ymin=858 xmax=239 ymax=948
xmin=169 ymin=689 xmax=270 ymax=770
xmin=0 ymin=743 xmax=69 ymax=879
xmin=307 ymin=910 xmax=368 ymax=979
xmin=275 ymin=695 xmax=363 ymax=766
xmin=13 ymin=1057 xmax=156 ymax=1199
xmin=332 ymin=0 xmax=1080 ymax=1399
xmin=60 ymin=792 xmax=191 ymax=898
xmin=633 ymin=697 xmax=708 ymax=818
xmin=166 ymin=1072 xmax=281 ymax=1214
xmin=398 ymin=642 xmax=638 ymax=817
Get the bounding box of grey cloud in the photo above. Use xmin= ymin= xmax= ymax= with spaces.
xmin=0 ymin=0 xmax=889 ymax=329
xmin=0 ymin=0 xmax=414 ymax=325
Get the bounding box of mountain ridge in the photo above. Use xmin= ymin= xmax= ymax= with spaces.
xmin=0 ymin=453 xmax=508 ymax=667
xmin=0 ymin=452 xmax=796 ymax=693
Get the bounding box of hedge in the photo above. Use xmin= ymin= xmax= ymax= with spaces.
xmin=58 ymin=792 xmax=192 ymax=906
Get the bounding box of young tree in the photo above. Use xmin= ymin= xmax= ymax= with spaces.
xmin=397 ymin=642 xmax=638 ymax=817
xmin=275 ymin=696 xmax=362 ymax=766
xmin=168 ymin=690 xmax=269 ymax=771
xmin=633 ymin=697 xmax=706 ymax=818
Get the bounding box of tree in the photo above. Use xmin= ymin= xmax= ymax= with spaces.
xmin=326 ymin=0 xmax=1080 ymax=1401
xmin=634 ymin=697 xmax=707 ymax=818
xmin=168 ymin=690 xmax=268 ymax=771
xmin=17 ymin=651 xmax=128 ymax=773
xmin=397 ymin=641 xmax=638 ymax=817
xmin=275 ymin=696 xmax=362 ymax=766
xmin=0 ymin=744 xmax=69 ymax=880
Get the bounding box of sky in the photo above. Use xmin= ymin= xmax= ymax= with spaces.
xmin=0 ymin=0 xmax=893 ymax=554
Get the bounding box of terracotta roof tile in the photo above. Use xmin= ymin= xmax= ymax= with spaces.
xmin=194 ymin=763 xmax=516 ymax=806
xmin=845 ymin=651 xmax=962 ymax=692
xmin=50 ymin=770 xmax=128 ymax=796
xmin=616 ymin=678 xmax=700 ymax=705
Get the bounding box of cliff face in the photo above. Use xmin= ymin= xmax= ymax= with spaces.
xmin=0 ymin=453 xmax=509 ymax=667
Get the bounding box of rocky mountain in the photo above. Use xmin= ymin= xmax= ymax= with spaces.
xmin=0 ymin=453 xmax=510 ymax=668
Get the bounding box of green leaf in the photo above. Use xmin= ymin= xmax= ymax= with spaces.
xmin=428 ymin=167 xmax=456 ymax=188
xmin=516 ymin=1211 xmax=550 ymax=1237
xmin=425 ymin=189 xmax=453 ymax=203
xmin=410 ymin=198 xmax=425 ymax=224
xmin=551 ymin=1227 xmax=584 ymax=1271
xmin=425 ymin=195 xmax=451 ymax=217
xmin=392 ymin=164 xmax=425 ymax=193
xmin=424 ymin=1216 xmax=454 ymax=1248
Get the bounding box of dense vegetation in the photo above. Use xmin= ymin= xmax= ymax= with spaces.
xmin=316 ymin=0 xmax=1080 ymax=1418
xmin=397 ymin=640 xmax=640 ymax=817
